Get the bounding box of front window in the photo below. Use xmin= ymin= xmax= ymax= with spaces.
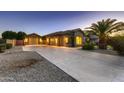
xmin=46 ymin=38 xmax=49 ymax=43
xmin=76 ymin=36 xmax=82 ymax=45
xmin=64 ymin=37 xmax=68 ymax=43
xmin=55 ymin=38 xmax=58 ymax=44
xmin=39 ymin=38 xmax=42 ymax=43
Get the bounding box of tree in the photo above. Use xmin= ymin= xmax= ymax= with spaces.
xmin=85 ymin=18 xmax=124 ymax=49
xmin=2 ymin=31 xmax=17 ymax=39
xmin=2 ymin=31 xmax=27 ymax=40
xmin=16 ymin=31 xmax=27 ymax=40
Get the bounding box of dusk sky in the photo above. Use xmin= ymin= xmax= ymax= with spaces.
xmin=0 ymin=11 xmax=124 ymax=36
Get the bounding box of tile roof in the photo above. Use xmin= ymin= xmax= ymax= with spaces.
xmin=42 ymin=28 xmax=84 ymax=37
xmin=27 ymin=33 xmax=42 ymax=37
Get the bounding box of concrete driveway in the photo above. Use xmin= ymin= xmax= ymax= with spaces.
xmin=23 ymin=45 xmax=124 ymax=82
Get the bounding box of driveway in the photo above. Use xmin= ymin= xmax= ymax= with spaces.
xmin=23 ymin=45 xmax=124 ymax=82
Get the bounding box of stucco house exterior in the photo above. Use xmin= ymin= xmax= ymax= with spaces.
xmin=24 ymin=33 xmax=42 ymax=45
xmin=23 ymin=28 xmax=87 ymax=47
xmin=42 ymin=28 xmax=85 ymax=47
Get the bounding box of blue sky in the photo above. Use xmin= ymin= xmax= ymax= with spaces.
xmin=0 ymin=11 xmax=124 ymax=36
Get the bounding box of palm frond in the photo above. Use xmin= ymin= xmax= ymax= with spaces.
xmin=84 ymin=18 xmax=124 ymax=36
xmin=105 ymin=22 xmax=124 ymax=33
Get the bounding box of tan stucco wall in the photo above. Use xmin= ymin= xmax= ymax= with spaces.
xmin=6 ymin=39 xmax=16 ymax=47
xmin=24 ymin=36 xmax=42 ymax=45
xmin=28 ymin=37 xmax=39 ymax=45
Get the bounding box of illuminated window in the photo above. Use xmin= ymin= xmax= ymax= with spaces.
xmin=39 ymin=38 xmax=42 ymax=42
xmin=24 ymin=38 xmax=28 ymax=42
xmin=55 ymin=38 xmax=58 ymax=44
xmin=76 ymin=36 xmax=82 ymax=45
xmin=64 ymin=37 xmax=68 ymax=43
xmin=47 ymin=38 xmax=49 ymax=43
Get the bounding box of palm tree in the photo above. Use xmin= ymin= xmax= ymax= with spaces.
xmin=85 ymin=18 xmax=124 ymax=49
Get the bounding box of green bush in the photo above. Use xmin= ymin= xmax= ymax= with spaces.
xmin=82 ymin=43 xmax=94 ymax=50
xmin=107 ymin=45 xmax=113 ymax=50
xmin=0 ymin=39 xmax=5 ymax=44
xmin=108 ymin=35 xmax=124 ymax=55
xmin=0 ymin=39 xmax=6 ymax=53
xmin=6 ymin=44 xmax=12 ymax=49
xmin=0 ymin=44 xmax=6 ymax=53
xmin=2 ymin=31 xmax=17 ymax=39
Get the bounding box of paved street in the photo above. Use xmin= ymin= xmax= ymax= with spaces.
xmin=23 ymin=45 xmax=124 ymax=82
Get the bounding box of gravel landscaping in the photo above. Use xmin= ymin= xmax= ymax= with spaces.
xmin=0 ymin=47 xmax=77 ymax=82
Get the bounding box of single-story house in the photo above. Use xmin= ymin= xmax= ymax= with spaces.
xmin=42 ymin=28 xmax=85 ymax=47
xmin=24 ymin=33 xmax=42 ymax=45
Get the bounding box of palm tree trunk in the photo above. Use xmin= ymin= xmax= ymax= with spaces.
xmin=99 ymin=35 xmax=107 ymax=49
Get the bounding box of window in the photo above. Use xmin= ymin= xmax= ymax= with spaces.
xmin=24 ymin=38 xmax=28 ymax=42
xmin=64 ymin=37 xmax=68 ymax=43
xmin=55 ymin=38 xmax=58 ymax=44
xmin=39 ymin=38 xmax=42 ymax=43
xmin=76 ymin=36 xmax=82 ymax=45
xmin=46 ymin=38 xmax=49 ymax=43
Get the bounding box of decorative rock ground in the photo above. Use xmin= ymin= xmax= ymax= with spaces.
xmin=0 ymin=47 xmax=77 ymax=82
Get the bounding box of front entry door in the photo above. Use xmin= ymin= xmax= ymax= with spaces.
xmin=32 ymin=37 xmax=36 ymax=45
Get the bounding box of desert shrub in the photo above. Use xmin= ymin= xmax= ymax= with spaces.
xmin=94 ymin=45 xmax=99 ymax=49
xmin=6 ymin=44 xmax=12 ymax=49
xmin=107 ymin=45 xmax=113 ymax=50
xmin=82 ymin=43 xmax=94 ymax=50
xmin=108 ymin=35 xmax=124 ymax=55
